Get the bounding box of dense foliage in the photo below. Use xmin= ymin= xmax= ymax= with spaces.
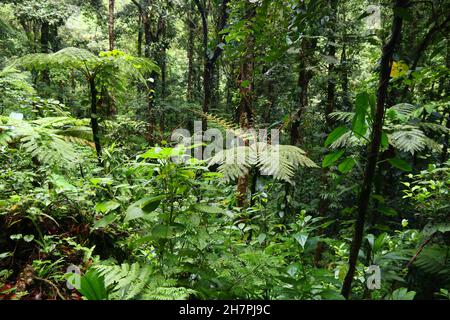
xmin=0 ymin=0 xmax=449 ymax=300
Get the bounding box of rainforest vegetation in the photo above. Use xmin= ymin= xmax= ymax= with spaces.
xmin=0 ymin=0 xmax=449 ymax=301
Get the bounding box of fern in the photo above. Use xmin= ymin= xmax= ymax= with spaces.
xmin=0 ymin=116 xmax=93 ymax=166
xmin=209 ymin=143 xmax=318 ymax=183
xmin=18 ymin=47 xmax=160 ymax=87
xmin=328 ymin=103 xmax=443 ymax=154
xmin=388 ymin=127 xmax=427 ymax=154
xmin=93 ymin=262 xmax=195 ymax=300
xmin=412 ymin=245 xmax=450 ymax=283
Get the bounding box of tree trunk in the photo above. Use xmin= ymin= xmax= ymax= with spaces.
xmin=236 ymin=2 xmax=256 ymax=208
xmin=40 ymin=21 xmax=50 ymax=83
xmin=290 ymin=38 xmax=315 ymax=145
xmin=108 ymin=0 xmax=115 ymax=51
xmin=315 ymin=0 xmax=338 ymax=266
xmin=341 ymin=0 xmax=408 ymax=299
xmin=187 ymin=5 xmax=195 ymax=101
xmin=194 ymin=0 xmax=230 ymax=132
xmin=137 ymin=13 xmax=143 ymax=56
xmin=89 ymin=77 xmax=102 ymax=164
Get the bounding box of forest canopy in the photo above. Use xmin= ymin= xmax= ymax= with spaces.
xmin=0 ymin=0 xmax=449 ymax=301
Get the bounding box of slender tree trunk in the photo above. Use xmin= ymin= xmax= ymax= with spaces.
xmin=40 ymin=21 xmax=50 ymax=83
xmin=50 ymin=24 xmax=59 ymax=52
xmin=290 ymin=38 xmax=314 ymax=145
xmin=137 ymin=13 xmax=143 ymax=56
xmin=341 ymin=0 xmax=408 ymax=299
xmin=108 ymin=0 xmax=115 ymax=51
xmin=194 ymin=0 xmax=229 ymax=132
xmin=441 ymin=40 xmax=450 ymax=163
xmin=187 ymin=6 xmax=195 ymax=101
xmin=89 ymin=77 xmax=102 ymax=164
xmin=40 ymin=21 xmax=49 ymax=53
xmin=315 ymin=0 xmax=338 ymax=266
xmin=236 ymin=2 xmax=256 ymax=207
xmin=143 ymin=14 xmax=156 ymax=142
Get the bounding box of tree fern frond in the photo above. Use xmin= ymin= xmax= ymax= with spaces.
xmin=413 ymin=245 xmax=450 ymax=282
xmin=2 ymin=116 xmax=92 ymax=166
xmin=329 ymin=111 xmax=355 ymax=122
xmin=330 ymin=131 xmax=362 ymax=149
xmin=388 ymin=103 xmax=417 ymax=117
xmin=388 ymin=128 xmax=427 ymax=154
xmin=419 ymin=122 xmax=450 ymax=135
xmin=208 ymin=143 xmax=318 ymax=183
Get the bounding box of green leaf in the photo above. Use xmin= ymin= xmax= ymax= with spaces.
xmin=23 ymin=235 xmax=35 ymax=242
xmin=194 ymin=204 xmax=224 ymax=214
xmin=0 ymin=252 xmax=12 ymax=259
xmin=381 ymin=131 xmax=389 ymax=149
xmin=355 ymin=92 xmax=370 ymax=115
xmin=150 ymin=224 xmax=173 ymax=239
xmin=94 ymin=200 xmax=120 ymax=214
xmin=240 ymin=80 xmax=250 ymax=88
xmin=388 ymin=157 xmax=412 ymax=172
xmin=10 ymin=234 xmax=22 ymax=240
xmin=124 ymin=195 xmax=165 ymax=222
xmin=93 ymin=213 xmax=118 ymax=229
xmin=77 ymin=269 xmax=108 ymax=300
xmin=390 ymin=288 xmax=416 ymax=300
xmin=322 ymin=150 xmax=345 ymax=168
xmin=352 ymin=113 xmax=367 ymax=137
xmin=257 ymin=233 xmax=267 ymax=244
xmin=352 ymin=92 xmax=370 ymax=137
xmin=293 ymin=232 xmax=308 ymax=248
xmin=338 ymin=158 xmax=356 ymax=174
xmin=325 ymin=127 xmax=349 ymax=147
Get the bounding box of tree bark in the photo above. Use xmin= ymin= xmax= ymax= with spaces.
xmin=40 ymin=21 xmax=50 ymax=83
xmin=187 ymin=5 xmax=195 ymax=101
xmin=315 ymin=0 xmax=338 ymax=266
xmin=89 ymin=77 xmax=102 ymax=164
xmin=137 ymin=13 xmax=143 ymax=56
xmin=194 ymin=0 xmax=230 ymax=132
xmin=108 ymin=0 xmax=115 ymax=51
xmin=290 ymin=38 xmax=315 ymax=145
xmin=341 ymin=0 xmax=408 ymax=299
xmin=236 ymin=2 xmax=256 ymax=207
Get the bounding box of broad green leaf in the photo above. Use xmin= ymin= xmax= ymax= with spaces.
xmin=93 ymin=213 xmax=118 ymax=229
xmin=322 ymin=150 xmax=345 ymax=168
xmin=352 ymin=113 xmax=367 ymax=137
xmin=388 ymin=157 xmax=412 ymax=172
xmin=325 ymin=127 xmax=349 ymax=147
xmin=293 ymin=232 xmax=308 ymax=248
xmin=124 ymin=195 xmax=165 ymax=222
xmin=194 ymin=204 xmax=224 ymax=214
xmin=355 ymin=92 xmax=370 ymax=115
xmin=338 ymin=158 xmax=357 ymax=173
xmin=76 ymin=269 xmax=108 ymax=300
xmin=94 ymin=200 xmax=120 ymax=214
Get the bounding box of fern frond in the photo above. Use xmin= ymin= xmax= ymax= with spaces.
xmin=388 ymin=127 xmax=427 ymax=154
xmin=329 ymin=111 xmax=355 ymax=122
xmin=93 ymin=262 xmax=194 ymax=300
xmin=208 ymin=143 xmax=318 ymax=183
